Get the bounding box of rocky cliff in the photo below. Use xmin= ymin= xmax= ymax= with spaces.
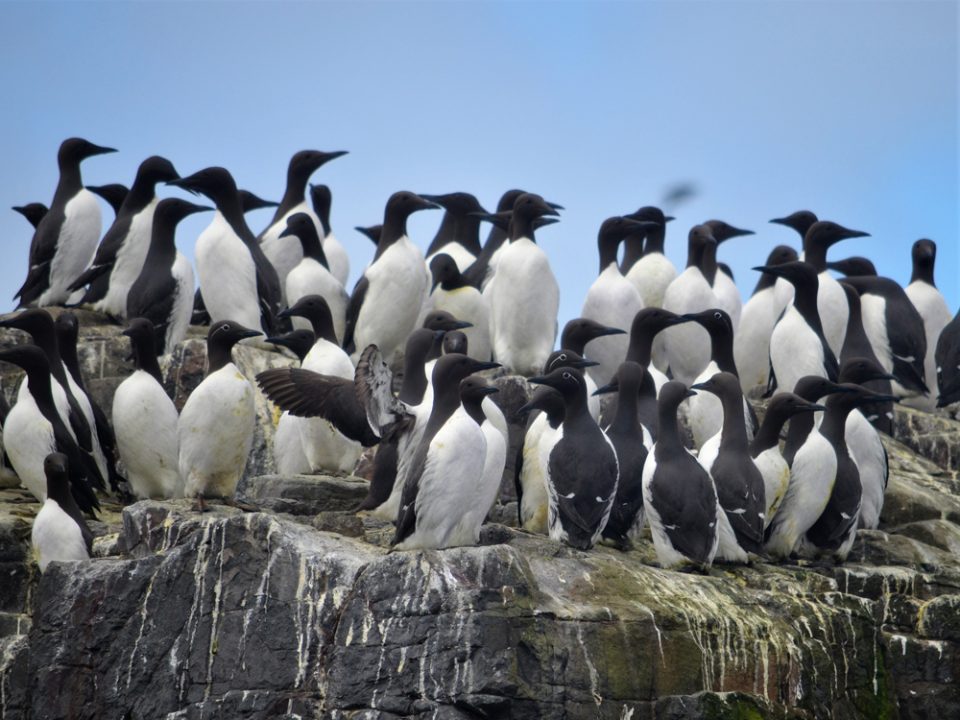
xmin=1 ymin=313 xmax=960 ymax=719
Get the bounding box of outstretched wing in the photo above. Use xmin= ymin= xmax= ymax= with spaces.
xmin=355 ymin=344 xmax=406 ymax=434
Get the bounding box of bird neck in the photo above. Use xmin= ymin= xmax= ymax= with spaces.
xmin=717 ymin=391 xmax=748 ymax=451
xmin=54 ymin=160 xmax=83 ymax=204
xmin=803 ymin=242 xmax=828 ymax=272
xmin=644 ymin=225 xmax=665 ymax=255
xmin=144 ymin=224 xmax=177 ymax=266
xmin=424 ymin=384 xmax=462 ymax=437
xmin=625 ymin=331 xmax=653 ymax=367
xmin=509 ymin=214 xmax=537 ymax=243
xmin=819 ymin=403 xmax=852 ymax=448
xmin=298 ymin=228 xmax=329 ymax=268
xmin=911 ymin=259 xmax=935 ymax=286
xmin=399 ymin=353 xmax=429 ymax=405
xmin=751 ymin=271 xmax=776 ymax=296
xmin=136 ymin=349 xmax=164 ymax=384
xmin=620 ymin=231 xmax=645 ymax=272
xmin=792 ymin=285 xmax=826 ymax=337
xmin=125 ymin=172 xmax=158 ymax=213
xmin=783 ymin=411 xmax=815 ymax=463
xmin=750 ymin=409 xmax=787 ymax=457
xmin=655 ymin=404 xmax=685 ymax=456
xmin=611 ymin=383 xmax=640 ymax=435
xmin=57 ymin=338 xmax=85 ymax=391
xmin=598 ymin=238 xmax=620 ymax=274
xmin=462 ymin=397 xmax=486 ymax=425
xmin=711 ymin=333 xmax=738 ymax=375
xmin=207 ymin=344 xmax=235 ymax=374
xmin=24 ymin=366 xmax=55 ymax=409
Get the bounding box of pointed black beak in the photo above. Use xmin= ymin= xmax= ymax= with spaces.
xmin=663 ymin=216 xmax=675 ymax=223
xmin=592 ymin=381 xmax=618 ymax=396
xmin=593 ymin=326 xmax=626 ymax=338
xmin=477 ymin=386 xmax=499 ymax=397
xmin=277 ymin=307 xmax=297 ymax=320
xmin=470 ymin=360 xmax=501 ymax=373
xmin=87 ymin=143 xmax=117 ymax=157
xmin=239 ymin=329 xmax=262 ymax=340
xmin=572 ymin=359 xmax=600 ymax=369
xmin=547 ymin=201 xmax=564 ymax=211
xmin=685 ymin=389 xmax=697 ymax=398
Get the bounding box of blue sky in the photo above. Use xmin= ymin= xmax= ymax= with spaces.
xmin=1 ymin=1 xmax=956 ymax=329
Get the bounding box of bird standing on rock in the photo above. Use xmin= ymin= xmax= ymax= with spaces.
xmin=31 ymin=452 xmax=93 ymax=572
xmin=178 ymin=320 xmax=261 ymax=511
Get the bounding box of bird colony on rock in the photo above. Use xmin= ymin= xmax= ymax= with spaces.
xmin=4 ymin=137 xmax=959 ymax=573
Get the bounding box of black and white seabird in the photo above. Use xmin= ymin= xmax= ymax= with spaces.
xmin=515 ymin=385 xmax=566 ymax=533
xmin=735 ymin=245 xmax=799 ymax=396
xmin=516 ymin=350 xmax=598 ymax=532
xmin=263 ymin=328 xmax=316 ymax=476
xmin=594 ymin=361 xmax=648 ymax=549
xmin=277 ymin=295 xmax=359 ymax=473
xmin=781 ymin=376 xmax=853 ymax=466
xmin=680 ymin=308 xmax=757 ymax=448
xmin=463 ymin=189 xmax=524 ymax=290
xmin=642 ymin=381 xmax=719 ymax=569
xmin=113 ymin=318 xmax=182 ymax=499
xmin=623 ymin=308 xmax=689 ymax=393
xmin=343 ymin=191 xmax=438 ymax=361
xmin=487 ymin=193 xmax=561 ymax=376
xmin=580 ymin=216 xmax=652 ymax=385
xmin=622 ymin=206 xmax=675 ymax=309
xmin=87 ymin=184 xmax=129 ymax=217
xmin=55 ymin=311 xmax=125 ymax=493
xmin=425 ymin=253 xmax=491 ymax=361
xmin=801 ymin=221 xmax=871 ymax=356
xmin=69 ymin=155 xmax=180 ymax=317
xmin=838 ymin=357 xmax=897 ymax=530
xmin=450 ymin=376 xmax=507 ymax=545
xmin=797 ymin=385 xmax=898 ymax=562
xmin=281 ymin=212 xmax=348 ymax=343
xmin=178 ymin=320 xmax=261 ymax=508
xmin=749 ymin=393 xmax=825 ymax=528
xmin=662 ymin=225 xmax=721 ymax=385
xmin=12 ymin=202 xmax=49 ymax=229
xmin=936 ymin=310 xmax=960 ymax=408
xmin=527 ymin=366 xmax=619 ymax=550
xmin=691 ymin=372 xmax=764 ymax=562
xmin=758 ymin=260 xmax=838 ymax=395
xmin=392 ymin=354 xmax=499 ymax=549
xmin=903 ymin=239 xmax=952 ymax=411
xmin=841 ymin=274 xmax=929 ymax=399
xmin=15 ymin=138 xmax=117 ymax=308
xmin=259 ymin=150 xmax=349 ymax=289
xmin=0 ymin=308 xmax=108 ymax=480
xmin=126 ymin=198 xmax=210 ymax=354
xmin=703 ymin=220 xmax=754 ymax=329
xmin=422 ymin=192 xmax=489 ymax=271
xmin=837 ymin=282 xmax=895 ymax=434
xmin=31 ymin=452 xmax=93 ymax=572
xmin=169 ymin=167 xmax=283 ymax=335
xmin=769 ymin=210 xmax=818 ymax=312
xmin=0 ymin=345 xmax=103 ymax=515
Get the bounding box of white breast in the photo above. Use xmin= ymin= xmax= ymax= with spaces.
xmin=3 ymin=394 xmax=57 ymax=501
xmin=259 ymin=202 xmax=313 ymax=292
xmin=113 ymin=370 xmax=181 ymax=499
xmin=302 ymin=338 xmax=354 ymax=377
xmin=368 ymin=401 xmax=430 ymax=522
xmin=166 ymin=252 xmax=195 ymax=353
xmin=904 ymin=280 xmax=952 ymax=411
xmin=394 ymin=407 xmax=488 ymax=550
xmin=661 ymin=269 xmax=719 ymax=385
xmin=712 ymin=272 xmax=742 ymax=330
xmin=735 ymin=287 xmax=780 ymax=395
xmin=178 ymin=363 xmax=256 ymax=499
xmin=426 ymin=286 xmax=492 ymax=362
xmin=624 ymin=252 xmax=677 ymax=308
xmin=846 ymin=409 xmax=887 ymax=529
xmin=321 ymin=230 xmax=350 ymax=287
xmin=817 ymin=271 xmax=848 ymax=357
xmin=765 ymin=430 xmax=836 ymax=558
xmin=450 ymin=412 xmax=507 ymax=545
xmin=769 ymin=305 xmax=827 ymax=394
xmin=488 ymin=239 xmax=559 ymax=376
xmin=519 ymin=414 xmax=550 ymax=532
xmin=98 ymin=198 xmax=159 ymax=317
xmin=274 ymin=411 xmax=311 ymax=476
xmin=354 ymin=237 xmax=428 ymax=362
xmin=41 ymin=189 xmax=102 ymax=306
xmin=196 ymin=212 xmax=261 ymax=330
xmin=32 ymin=499 xmax=89 ymax=572
xmin=754 ymin=446 xmax=790 ymax=527
xmin=286 ymin=258 xmax=349 ymax=345
xmin=581 ymin=264 xmax=644 ymax=386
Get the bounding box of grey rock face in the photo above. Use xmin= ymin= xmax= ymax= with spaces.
xmin=5 ymin=314 xmax=960 ymax=719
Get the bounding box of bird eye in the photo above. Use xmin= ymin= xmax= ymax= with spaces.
xmin=558 ymin=353 xmax=567 ymax=361
xmin=563 ymin=372 xmax=572 ymax=380
xmin=714 ymin=312 xmax=722 ymax=319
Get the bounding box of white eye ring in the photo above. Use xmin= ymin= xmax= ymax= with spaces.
xmin=563 ymin=371 xmax=572 ymax=380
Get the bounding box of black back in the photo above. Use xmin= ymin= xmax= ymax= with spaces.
xmin=936 ymin=310 xmax=960 ymax=408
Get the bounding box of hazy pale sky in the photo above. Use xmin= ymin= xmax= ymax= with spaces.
xmin=1 ymin=1 xmax=956 ymax=328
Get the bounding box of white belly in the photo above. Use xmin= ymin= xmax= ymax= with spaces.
xmin=770 ymin=305 xmax=827 ymax=394
xmin=450 ymin=416 xmax=507 ymax=545
xmin=581 ymin=265 xmax=643 ymax=385
xmin=113 ymin=370 xmax=181 ymax=499
xmin=661 ymin=269 xmax=718 ymax=385
xmin=286 ymin=258 xmax=348 ymax=345
xmin=97 ymin=198 xmax=158 ymax=317
xmin=712 ymin=272 xmax=742 ymax=330
xmin=754 ymin=446 xmax=790 ymax=527
xmin=818 ymin=271 xmax=848 ymax=357
xmin=846 ymin=410 xmax=886 ymax=529
xmin=425 ymin=286 xmax=492 ymax=361
xmin=354 ymin=237 xmax=427 ymax=362
xmin=488 ymin=239 xmax=559 ymax=376
xmin=734 ymin=287 xmax=780 ymax=396
xmin=32 ymin=499 xmax=89 ymax=572
xmin=519 ymin=414 xmax=551 ymax=533
xmin=302 ymin=338 xmax=355 ymax=377
xmin=624 ymin=252 xmax=676 ymax=309
xmin=426 ymin=243 xmax=476 ymax=273
xmin=178 ymin=364 xmax=255 ymax=498
xmin=166 ymin=253 xmax=195 ymax=353
xmin=272 ymin=412 xmax=311 ymax=475
xmin=4 ymin=395 xmax=56 ymax=501
xmin=40 ymin=189 xmax=102 ymax=306
xmin=322 ymin=230 xmax=350 ymax=287
xmin=904 ymin=281 xmax=951 ymax=411
xmin=196 ymin=213 xmax=261 ymax=330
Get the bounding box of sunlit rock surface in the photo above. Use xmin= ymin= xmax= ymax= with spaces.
xmin=1 ymin=314 xmax=960 ymax=718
